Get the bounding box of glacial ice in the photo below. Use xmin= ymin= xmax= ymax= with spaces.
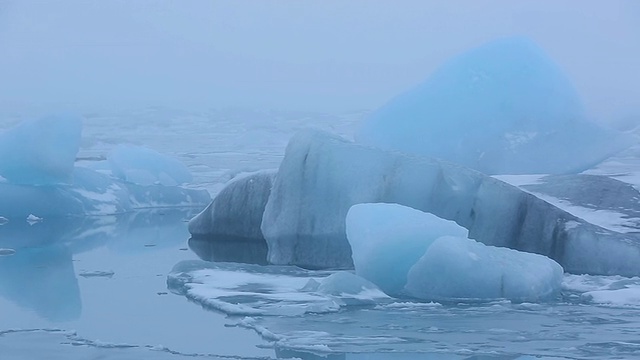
xmin=346 ymin=203 xmax=468 ymax=295
xmin=0 ymin=117 xmax=210 ymax=219
xmin=107 ymin=145 xmax=192 ymax=186
xmin=346 ymin=203 xmax=562 ymax=301
xmin=356 ymin=37 xmax=633 ymax=175
xmin=0 ymin=114 xmax=82 ymax=184
xmin=188 ymin=170 xmax=276 ymax=239
xmin=260 ymin=130 xmax=640 ymax=275
xmin=405 ymin=236 xmax=564 ymax=301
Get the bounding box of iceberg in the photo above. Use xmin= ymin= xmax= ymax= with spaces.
xmin=405 ymin=236 xmax=564 ymax=302
xmin=356 ymin=37 xmax=634 ymax=175
xmin=347 ymin=203 xmax=562 ymax=301
xmin=107 ymin=145 xmax=192 ymax=186
xmin=260 ymin=130 xmax=640 ymax=275
xmin=188 ymin=170 xmax=275 ymax=239
xmin=0 ymin=114 xmax=82 ymax=184
xmin=0 ymin=116 xmax=210 ymax=219
xmin=346 ymin=203 xmax=468 ymax=295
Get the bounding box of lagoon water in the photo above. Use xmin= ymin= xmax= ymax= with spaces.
xmin=1 ymin=109 xmax=640 ymax=359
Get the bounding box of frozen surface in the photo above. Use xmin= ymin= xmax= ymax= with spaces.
xmin=107 ymin=145 xmax=193 ymax=186
xmin=346 ymin=203 xmax=467 ymax=295
xmin=0 ymin=114 xmax=82 ymax=184
xmin=406 ymin=236 xmax=564 ymax=302
xmin=261 ymin=130 xmax=640 ymax=275
xmin=356 ymin=37 xmax=633 ymax=175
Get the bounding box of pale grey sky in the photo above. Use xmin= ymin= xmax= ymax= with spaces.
xmin=0 ymin=1 xmax=638 ymax=123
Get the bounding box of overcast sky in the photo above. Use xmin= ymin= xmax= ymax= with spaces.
xmin=0 ymin=1 xmax=638 ymax=123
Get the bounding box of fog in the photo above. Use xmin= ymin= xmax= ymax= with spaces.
xmin=0 ymin=1 xmax=638 ymax=123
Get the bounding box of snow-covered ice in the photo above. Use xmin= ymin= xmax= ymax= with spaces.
xmin=168 ymin=261 xmax=388 ymax=317
xmin=346 ymin=203 xmax=467 ymax=295
xmin=356 ymin=37 xmax=633 ymax=175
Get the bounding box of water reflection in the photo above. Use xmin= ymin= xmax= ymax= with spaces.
xmin=0 ymin=208 xmax=198 ymax=322
xmin=188 ymin=236 xmax=268 ymax=265
xmin=0 ymin=244 xmax=81 ymax=322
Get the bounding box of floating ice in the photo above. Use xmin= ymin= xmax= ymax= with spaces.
xmin=346 ymin=203 xmax=467 ymax=295
xmin=405 ymin=236 xmax=564 ymax=302
xmin=0 ymin=167 xmax=210 ymax=219
xmin=189 ymin=170 xmax=276 ymax=239
xmin=167 ymin=261 xmax=388 ymax=317
xmin=0 ymin=114 xmax=82 ymax=184
xmin=107 ymin=145 xmax=192 ymax=186
xmin=260 ymin=130 xmax=640 ymax=275
xmin=356 ymin=37 xmax=634 ymax=175
xmin=0 ymin=117 xmax=209 ymax=219
xmin=563 ymin=274 xmax=640 ymax=307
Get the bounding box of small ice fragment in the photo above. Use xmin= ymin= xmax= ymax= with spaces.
xmin=0 ymin=216 xmax=8 ymax=225
xmin=79 ymin=270 xmax=115 ymax=278
xmin=26 ymin=214 xmax=42 ymax=224
xmin=0 ymin=248 xmax=16 ymax=256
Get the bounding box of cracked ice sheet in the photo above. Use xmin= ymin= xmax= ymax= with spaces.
xmin=494 ymin=175 xmax=639 ymax=233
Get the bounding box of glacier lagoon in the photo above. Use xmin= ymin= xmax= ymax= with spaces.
xmin=2 ymin=110 xmax=640 ymax=359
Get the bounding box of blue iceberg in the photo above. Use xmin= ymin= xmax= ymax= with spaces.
xmin=356 ymin=37 xmax=634 ymax=175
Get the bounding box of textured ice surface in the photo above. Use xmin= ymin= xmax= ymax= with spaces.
xmin=168 ymin=259 xmax=640 ymax=358
xmin=356 ymin=37 xmax=633 ymax=175
xmin=0 ymin=167 xmax=210 ymax=219
xmin=346 ymin=203 xmax=467 ymax=295
xmin=168 ymin=261 xmax=388 ymax=316
xmin=406 ymin=236 xmax=563 ymax=302
xmin=261 ymin=130 xmax=640 ymax=275
xmin=189 ymin=170 xmax=276 ymax=238
xmin=108 ymin=145 xmax=193 ymax=186
xmin=496 ymin=174 xmax=640 ymax=234
xmin=0 ymin=114 xmax=82 ymax=184
xmin=563 ymin=274 xmax=640 ymax=307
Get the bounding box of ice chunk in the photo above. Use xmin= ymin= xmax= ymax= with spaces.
xmin=107 ymin=145 xmax=192 ymax=186
xmin=189 ymin=170 xmax=275 ymax=239
xmin=346 ymin=203 xmax=467 ymax=295
xmin=261 ymin=130 xmax=640 ymax=275
xmin=0 ymin=115 xmax=82 ymax=184
xmin=356 ymin=37 xmax=634 ymax=175
xmin=405 ymin=236 xmax=563 ymax=302
xmin=313 ymin=271 xmax=388 ymax=300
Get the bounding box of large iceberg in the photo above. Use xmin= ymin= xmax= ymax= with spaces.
xmin=259 ymin=130 xmax=640 ymax=275
xmin=0 ymin=115 xmax=82 ymax=184
xmin=346 ymin=203 xmax=467 ymax=295
xmin=346 ymin=203 xmax=563 ymax=301
xmin=356 ymin=37 xmax=633 ymax=175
